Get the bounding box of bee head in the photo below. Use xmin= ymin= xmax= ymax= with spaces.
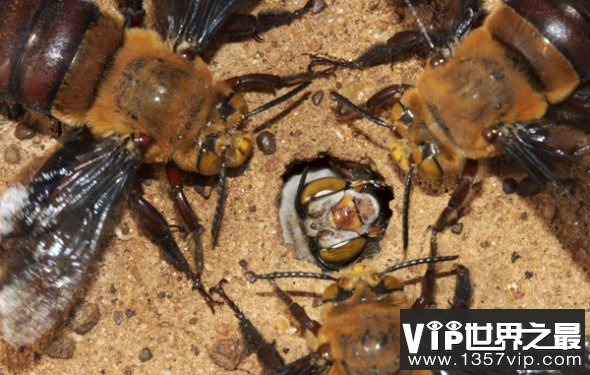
xmin=193 ymin=92 xmax=254 ymax=176
xmin=319 ymin=264 xmax=405 ymax=305
xmin=390 ymin=102 xmax=444 ymax=178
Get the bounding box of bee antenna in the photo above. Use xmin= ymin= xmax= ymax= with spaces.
xmin=378 ymin=255 xmax=459 ymax=276
xmin=245 ymin=271 xmax=337 ymax=283
xmin=329 ymin=91 xmax=396 ymax=130
xmin=404 ymin=0 xmax=435 ymax=50
xmin=402 ymin=166 xmax=415 ymax=251
xmin=245 ymin=81 xmax=312 ymax=119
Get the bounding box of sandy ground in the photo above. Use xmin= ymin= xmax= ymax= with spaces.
xmin=0 ymin=0 xmax=589 ymax=373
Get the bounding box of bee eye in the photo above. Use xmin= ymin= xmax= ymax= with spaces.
xmin=300 ymin=177 xmax=347 ymax=205
xmin=321 ymin=284 xmax=354 ymax=303
xmin=417 ymin=142 xmax=444 ymax=177
xmin=373 ymin=275 xmax=403 ymax=295
xmin=391 ymin=103 xmax=413 ymax=127
xmin=319 ymin=237 xmax=367 ymax=266
xmin=419 ymin=156 xmax=444 ymax=178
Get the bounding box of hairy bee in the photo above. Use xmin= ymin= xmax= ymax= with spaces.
xmin=211 ymin=255 xmax=470 ymax=374
xmin=0 ymin=0 xmax=323 ymax=348
xmin=279 ymin=157 xmax=394 ymax=270
xmin=310 ymin=0 xmax=590 ymax=250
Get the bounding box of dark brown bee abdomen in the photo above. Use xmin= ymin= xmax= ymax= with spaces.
xmin=485 ymin=0 xmax=590 ymax=103
xmin=507 ymin=0 xmax=590 ymax=82
xmin=0 ymin=0 xmax=102 ymax=112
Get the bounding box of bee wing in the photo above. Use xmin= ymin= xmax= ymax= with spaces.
xmin=0 ymin=135 xmax=141 ymax=348
xmin=152 ymin=0 xmax=240 ymax=54
xmin=494 ymin=120 xmax=587 ymax=188
xmin=277 ymin=353 xmax=331 ymax=375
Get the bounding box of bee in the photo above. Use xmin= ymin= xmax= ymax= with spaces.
xmin=0 ymin=0 xmax=324 ymax=348
xmin=211 ymin=255 xmax=470 ymax=374
xmin=308 ymin=0 xmax=590 ymax=251
xmin=279 ymin=157 xmax=394 ymax=270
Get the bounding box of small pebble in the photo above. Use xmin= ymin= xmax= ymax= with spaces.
xmin=238 ymin=259 xmax=249 ymax=270
xmin=516 ymin=177 xmax=544 ymax=197
xmin=157 ymin=291 xmax=167 ymax=299
xmin=512 ymin=290 xmax=525 ymax=299
xmin=67 ymin=302 xmax=100 ymax=334
xmin=125 ymin=309 xmax=136 ymax=319
xmin=248 ymin=205 xmax=256 ymax=213
xmin=502 ymin=178 xmax=517 ymax=194
xmin=113 ymin=311 xmax=124 ymax=326
xmin=4 ymin=144 xmax=21 ymax=164
xmin=334 ymin=82 xmax=342 ymax=89
xmin=109 ymin=283 xmax=117 ymax=294
xmin=190 ymin=345 xmax=200 ymax=356
xmin=189 ymin=317 xmax=198 ymax=325
xmin=520 ymin=212 xmax=528 ymax=221
xmin=450 ymin=223 xmax=463 ymax=235
xmin=138 ymin=348 xmax=152 ymax=362
xmin=311 ymin=0 xmax=327 ymax=13
xmin=511 ymin=252 xmax=521 ymax=263
xmin=44 ymin=335 xmax=76 ymax=359
xmin=256 ymin=131 xmax=276 ymax=155
xmin=208 ymin=338 xmax=247 ymax=371
xmin=480 ymin=241 xmax=490 ymax=248
xmin=311 ymin=91 xmax=324 ymax=106
xmin=524 ymin=271 xmax=533 ymax=280
xmin=14 ymin=123 xmax=36 ymax=140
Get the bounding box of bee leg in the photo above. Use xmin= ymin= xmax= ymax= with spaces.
xmin=365 ymin=84 xmax=412 ymax=115
xmin=269 ymin=280 xmax=322 ymax=335
xmin=225 ymin=72 xmax=316 ymax=94
xmin=450 ymin=265 xmax=472 ymax=309
xmin=307 ymin=0 xmax=482 ymax=74
xmin=221 ymin=0 xmax=326 ymax=42
xmin=210 ymin=280 xmax=287 ymax=373
xmin=427 ymin=160 xmax=478 ymax=266
xmin=165 ymin=162 xmax=223 ymax=312
xmin=120 ymin=0 xmax=145 ymax=28
xmin=432 ymin=160 xmax=478 ymax=236
xmin=413 ymin=161 xmax=477 ymax=309
xmin=411 ymin=255 xmax=436 ymax=309
xmin=308 ymin=30 xmax=428 ymax=74
xmin=453 ymin=0 xmax=483 ymax=38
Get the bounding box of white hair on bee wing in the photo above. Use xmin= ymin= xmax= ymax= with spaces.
xmin=0 ymin=268 xmax=76 ymax=348
xmin=0 ymin=184 xmax=29 ymax=237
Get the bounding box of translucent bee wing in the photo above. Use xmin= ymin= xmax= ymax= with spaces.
xmin=494 ymin=121 xmax=582 ymax=188
xmin=0 ymin=135 xmax=141 ymax=347
xmin=152 ymin=0 xmax=240 ymax=54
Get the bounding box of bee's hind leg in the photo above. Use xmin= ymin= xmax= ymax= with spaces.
xmin=210 ymin=280 xmax=287 ymax=373
xmin=129 ymin=168 xmax=221 ymax=313
xmin=221 ymin=0 xmax=326 ymax=42
xmin=450 ymin=265 xmax=472 ymax=309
